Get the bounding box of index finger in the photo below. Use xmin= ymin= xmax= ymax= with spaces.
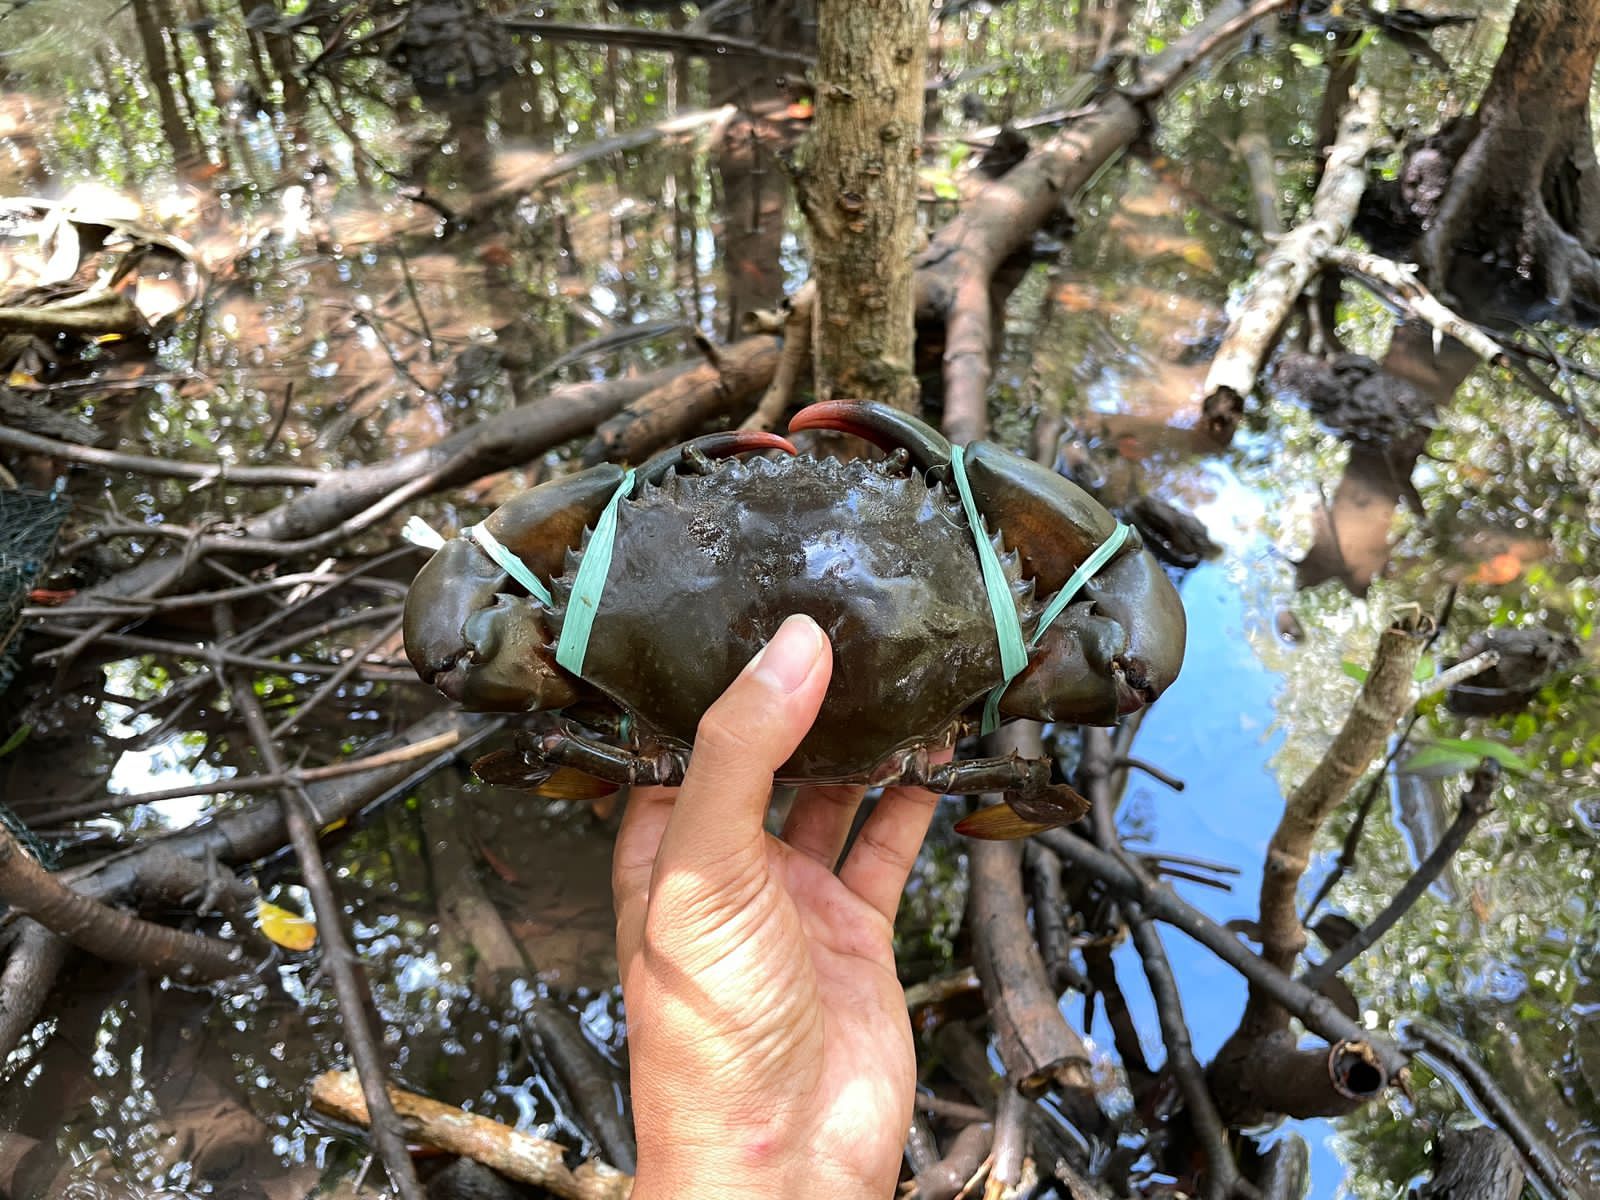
xmin=612 ymin=785 xmax=678 ymax=966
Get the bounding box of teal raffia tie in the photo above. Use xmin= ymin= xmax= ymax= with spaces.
xmin=948 ymin=445 xmax=1133 ymax=733
xmin=555 ymin=468 xmax=637 ymax=677
xmin=464 ymin=521 xmax=556 ymax=607
xmin=949 ymin=445 xmax=1029 ymax=734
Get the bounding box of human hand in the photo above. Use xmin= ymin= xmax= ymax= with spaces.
xmin=612 ymin=614 xmax=943 ymax=1200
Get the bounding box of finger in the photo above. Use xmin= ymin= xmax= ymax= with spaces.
xmin=655 ymin=614 xmax=832 ymax=880
xmin=780 ymin=783 xmax=867 ymax=869
xmin=837 ymin=781 xmax=942 ymax=923
xmin=612 ymin=785 xmax=677 ymax=962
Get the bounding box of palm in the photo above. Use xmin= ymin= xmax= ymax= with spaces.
xmin=763 ymin=841 xmax=917 ymax=1177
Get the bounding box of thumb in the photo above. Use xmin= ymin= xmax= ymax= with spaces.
xmin=654 ymin=614 xmax=832 ymax=879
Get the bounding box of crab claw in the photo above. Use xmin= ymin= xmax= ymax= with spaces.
xmin=789 ymin=400 xmax=951 ymax=471
xmin=791 ymin=399 xmax=1186 ymax=721
xmin=999 ymin=546 xmax=1187 ymax=724
xmin=403 ymin=466 xmax=625 ymax=711
xmin=638 ymin=429 xmax=798 ymax=484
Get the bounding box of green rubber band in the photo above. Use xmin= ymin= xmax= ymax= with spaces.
xmin=555 ymin=469 xmax=637 ymax=677
xmin=950 ymin=446 xmax=1029 ymax=734
xmin=467 ymin=522 xmax=555 ymax=608
xmin=1028 ymin=521 xmax=1132 ymax=648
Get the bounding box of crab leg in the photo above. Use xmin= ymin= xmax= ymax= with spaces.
xmin=890 ymin=751 xmax=1090 ymax=840
xmin=474 ymin=729 xmax=689 ymax=794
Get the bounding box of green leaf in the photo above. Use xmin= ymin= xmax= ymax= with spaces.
xmin=0 ymin=725 xmax=29 ymax=759
xmin=1342 ymin=659 xmax=1369 ymax=683
xmin=1413 ymin=653 xmax=1435 ymax=682
xmin=1290 ymin=42 xmax=1324 ymax=68
xmin=1398 ymin=743 xmax=1479 ymax=779
xmin=1446 ymin=737 xmax=1532 ymax=775
xmin=1400 ymin=737 xmax=1532 ymax=779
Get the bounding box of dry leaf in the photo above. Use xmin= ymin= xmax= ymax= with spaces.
xmin=257 ymin=900 xmax=317 ymax=951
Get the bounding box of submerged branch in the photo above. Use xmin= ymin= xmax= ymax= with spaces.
xmin=213 ymin=603 xmax=424 ymax=1200
xmin=0 ymin=425 xmax=328 ymax=487
xmin=1401 ymin=1019 xmax=1587 ymax=1200
xmin=922 ymin=0 xmax=1292 ymax=444
xmin=1302 ymin=759 xmax=1499 ymax=989
xmin=1035 ymin=828 xmax=1409 ymax=1085
xmin=0 ymin=825 xmax=243 ymax=982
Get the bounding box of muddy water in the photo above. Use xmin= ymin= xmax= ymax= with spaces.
xmin=0 ymin=1 xmax=1597 ymax=1196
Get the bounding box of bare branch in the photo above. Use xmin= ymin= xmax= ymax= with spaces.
xmin=1302 ymin=759 xmax=1499 ymax=988
xmin=0 ymin=825 xmax=243 ymax=981
xmin=1201 ymin=88 xmax=1380 ymax=437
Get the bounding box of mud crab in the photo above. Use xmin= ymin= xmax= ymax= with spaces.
xmin=403 ymin=400 xmax=1187 ymax=837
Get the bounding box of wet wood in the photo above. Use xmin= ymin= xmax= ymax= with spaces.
xmin=910 ymin=1120 xmax=993 ymax=1200
xmin=806 ymin=0 xmax=925 ymax=410
xmin=0 ymin=924 xmax=68 ymax=1061
xmin=0 ymin=825 xmax=242 ymax=982
xmin=1256 ymin=615 xmax=1426 ymax=978
xmin=582 ymin=334 xmax=782 ymax=464
xmin=1418 ymin=1127 xmax=1524 ymax=1200
xmin=967 ymin=836 xmax=1093 ymax=1097
xmin=1201 ymin=88 xmax=1379 ymax=439
xmin=310 ymin=1069 xmax=632 ymax=1200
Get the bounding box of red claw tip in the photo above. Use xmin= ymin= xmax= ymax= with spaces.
xmin=788 ymin=401 xmax=895 ymax=451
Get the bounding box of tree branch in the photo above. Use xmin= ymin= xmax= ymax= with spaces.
xmin=1201 ymin=88 xmax=1380 ymax=438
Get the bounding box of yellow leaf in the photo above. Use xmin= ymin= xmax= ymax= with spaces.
xmin=7 ymin=371 xmax=34 ymax=387
xmin=257 ymin=900 xmax=317 ymax=951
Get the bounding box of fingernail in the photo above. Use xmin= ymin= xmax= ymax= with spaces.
xmin=751 ymin=615 xmax=822 ymax=694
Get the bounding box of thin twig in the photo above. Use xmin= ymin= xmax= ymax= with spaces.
xmin=1036 ymin=827 xmax=1410 ymax=1083
xmin=1112 ymin=755 xmax=1186 ymax=791
xmin=1303 ymin=760 xmax=1499 ymax=988
xmin=271 ymin=613 xmax=404 ymax=739
xmin=1412 ymin=649 xmax=1500 ymax=702
xmin=213 ymin=603 xmax=426 ymax=1200
xmin=36 ymin=730 xmax=463 ymax=827
xmin=32 ymin=625 xmax=417 ymax=680
xmin=1127 ymin=899 xmax=1256 ymax=1200
xmin=0 ymin=424 xmax=326 ymax=486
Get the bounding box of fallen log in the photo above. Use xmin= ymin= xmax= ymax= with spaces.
xmin=310 ymin=1070 xmax=632 ymax=1200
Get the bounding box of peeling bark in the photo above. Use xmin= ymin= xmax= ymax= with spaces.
xmin=310 ymin=1070 xmax=632 ymax=1200
xmin=1201 ymin=89 xmax=1379 ymax=439
xmin=806 ymin=0 xmax=926 ymax=410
